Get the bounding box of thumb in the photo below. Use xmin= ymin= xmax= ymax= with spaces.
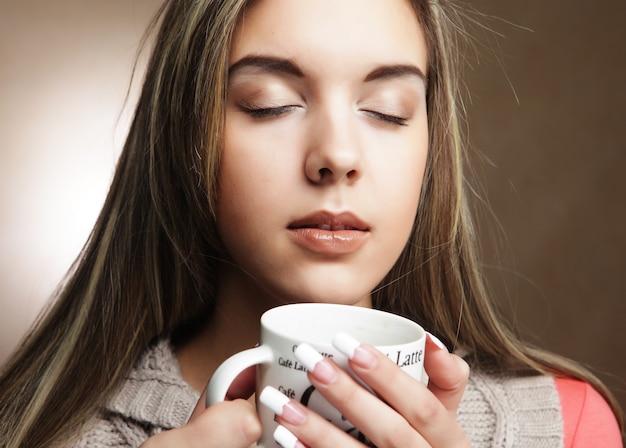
xmin=424 ymin=333 xmax=470 ymax=413
xmin=147 ymin=400 xmax=261 ymax=448
xmin=190 ymin=400 xmax=262 ymax=447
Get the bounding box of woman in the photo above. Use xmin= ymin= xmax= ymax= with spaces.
xmin=0 ymin=0 xmax=622 ymax=446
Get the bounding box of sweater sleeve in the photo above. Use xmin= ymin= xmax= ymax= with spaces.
xmin=556 ymin=377 xmax=623 ymax=447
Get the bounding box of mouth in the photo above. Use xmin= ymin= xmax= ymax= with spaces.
xmin=287 ymin=212 xmax=370 ymax=232
xmin=287 ymin=211 xmax=370 ymax=256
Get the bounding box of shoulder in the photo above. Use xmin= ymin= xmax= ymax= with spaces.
xmin=71 ymin=338 xmax=200 ymax=446
xmin=68 ymin=411 xmax=156 ymax=447
xmin=460 ymin=367 xmax=563 ymax=447
xmin=460 ymin=366 xmax=623 ymax=448
xmin=555 ymin=377 xmax=623 ymax=448
xmin=104 ymin=337 xmax=200 ymax=430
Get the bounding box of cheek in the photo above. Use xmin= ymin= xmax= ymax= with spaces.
xmin=391 ymin=167 xmax=424 ymax=241
xmin=372 ymin=129 xmax=427 ymax=214
xmin=220 ymin=119 xmax=268 ymax=201
xmin=383 ymin=133 xmax=428 ymax=249
xmin=216 ymin=123 xmax=294 ymax=250
xmin=217 ymin=126 xmax=255 ymax=246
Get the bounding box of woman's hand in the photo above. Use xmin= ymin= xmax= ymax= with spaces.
xmin=263 ymin=333 xmax=470 ymax=447
xmin=141 ymin=367 xmax=261 ymax=448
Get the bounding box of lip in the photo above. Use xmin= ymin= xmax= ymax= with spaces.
xmin=287 ymin=211 xmax=370 ymax=256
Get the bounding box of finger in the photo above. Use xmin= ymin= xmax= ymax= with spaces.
xmin=295 ymin=343 xmax=428 ymax=448
xmin=332 ymin=333 xmax=469 ymax=447
xmin=185 ymin=399 xmax=262 ymax=448
xmin=272 ymin=425 xmax=307 ymax=448
xmin=259 ymin=386 xmax=363 ymax=448
xmin=148 ymin=399 xmax=261 ymax=448
xmin=423 ymin=333 xmax=470 ymax=412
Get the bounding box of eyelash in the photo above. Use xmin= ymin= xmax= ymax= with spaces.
xmin=361 ymin=110 xmax=409 ymax=127
xmin=239 ymin=104 xmax=408 ymax=127
xmin=240 ymin=105 xmax=299 ymax=118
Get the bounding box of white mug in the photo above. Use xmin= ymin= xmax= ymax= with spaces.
xmin=206 ymin=303 xmax=426 ymax=447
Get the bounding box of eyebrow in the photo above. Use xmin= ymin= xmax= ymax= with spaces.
xmin=364 ymin=64 xmax=428 ymax=88
xmin=228 ymin=55 xmax=427 ymax=88
xmin=229 ymin=56 xmax=304 ymax=79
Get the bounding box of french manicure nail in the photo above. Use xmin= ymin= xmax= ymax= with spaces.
xmin=259 ymin=387 xmax=307 ymax=425
xmin=427 ymin=332 xmax=449 ymax=352
xmin=333 ymin=332 xmax=360 ymax=358
xmin=274 ymin=424 xmax=305 ymax=448
xmin=333 ymin=332 xmax=376 ymax=369
xmin=294 ymin=343 xmax=337 ymax=384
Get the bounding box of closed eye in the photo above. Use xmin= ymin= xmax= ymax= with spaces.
xmin=361 ymin=109 xmax=409 ymax=126
xmin=239 ymin=104 xmax=300 ymax=119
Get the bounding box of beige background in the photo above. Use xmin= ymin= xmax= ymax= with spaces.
xmin=1 ymin=0 xmax=624 ymax=415
xmin=464 ymin=0 xmax=625 ymax=415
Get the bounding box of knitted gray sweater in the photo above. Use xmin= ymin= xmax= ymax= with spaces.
xmin=72 ymin=339 xmax=563 ymax=447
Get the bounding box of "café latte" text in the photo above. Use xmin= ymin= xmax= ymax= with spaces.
xmin=386 ymin=349 xmax=423 ymax=367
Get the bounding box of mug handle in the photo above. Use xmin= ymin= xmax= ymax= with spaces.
xmin=206 ymin=345 xmax=274 ymax=407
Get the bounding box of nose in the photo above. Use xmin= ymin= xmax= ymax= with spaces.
xmin=304 ymin=108 xmax=363 ymax=185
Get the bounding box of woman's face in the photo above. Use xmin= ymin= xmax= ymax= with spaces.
xmin=217 ymin=0 xmax=429 ymax=306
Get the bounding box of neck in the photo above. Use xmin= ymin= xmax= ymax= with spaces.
xmin=174 ymin=263 xmax=278 ymax=392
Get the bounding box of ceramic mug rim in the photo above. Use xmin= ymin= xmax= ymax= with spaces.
xmin=260 ymin=303 xmax=424 ymax=347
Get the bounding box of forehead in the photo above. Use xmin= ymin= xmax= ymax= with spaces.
xmin=230 ymin=0 xmax=428 ymax=75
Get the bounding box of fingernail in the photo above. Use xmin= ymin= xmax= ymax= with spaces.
xmin=427 ymin=332 xmax=448 ymax=352
xmin=259 ymin=387 xmax=307 ymax=425
xmin=294 ymin=343 xmax=337 ymax=384
xmin=274 ymin=425 xmax=305 ymax=448
xmin=333 ymin=332 xmax=377 ymax=369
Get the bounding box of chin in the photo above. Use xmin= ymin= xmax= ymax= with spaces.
xmin=281 ymin=283 xmax=374 ymax=308
xmin=259 ymin=265 xmax=384 ymax=309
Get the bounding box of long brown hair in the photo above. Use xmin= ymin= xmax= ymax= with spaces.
xmin=0 ymin=0 xmax=621 ymax=446
xmin=375 ymin=0 xmax=624 ymax=431
xmin=0 ymin=0 xmax=246 ymax=445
